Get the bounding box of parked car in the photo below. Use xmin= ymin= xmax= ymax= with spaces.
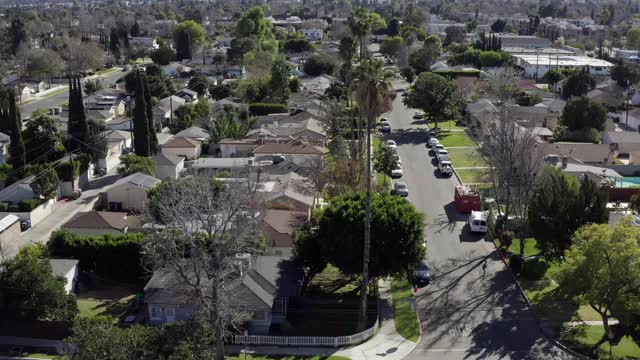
xmin=391 ymin=165 xmax=403 ymax=178
xmin=412 ymin=260 xmax=432 ymax=286
xmin=431 ymin=143 xmax=444 ymax=154
xmin=386 ymin=140 xmax=397 ymax=149
xmin=413 ymin=111 xmax=424 ymax=119
xmin=438 ymin=160 xmax=453 ymax=176
xmin=469 ymin=211 xmax=488 ymax=233
xmin=380 ymin=120 xmax=391 ymax=133
xmin=435 ymin=149 xmax=450 ymax=161
xmin=393 ymin=182 xmax=409 ymax=197
xmin=428 ymin=137 xmax=440 ymax=147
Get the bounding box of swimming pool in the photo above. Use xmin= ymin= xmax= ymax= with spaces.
xmin=619 ymin=177 xmax=640 ymax=188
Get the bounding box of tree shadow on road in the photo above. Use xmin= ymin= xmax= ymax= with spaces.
xmin=385 ymin=128 xmax=429 ymax=147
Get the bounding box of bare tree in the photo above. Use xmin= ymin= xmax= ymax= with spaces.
xmin=143 ymin=174 xmax=264 ymax=360
xmin=488 ymin=67 xmax=519 ymax=104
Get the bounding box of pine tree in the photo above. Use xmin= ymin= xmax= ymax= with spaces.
xmin=5 ymin=88 xmax=25 ymax=172
xmin=75 ymin=77 xmax=90 ymax=151
xmin=143 ymin=75 xmax=158 ymax=154
xmin=133 ymin=72 xmax=150 ymax=156
xmin=67 ymin=76 xmax=79 ymax=148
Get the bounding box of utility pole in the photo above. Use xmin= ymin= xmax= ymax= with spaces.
xmin=170 ymin=96 xmax=173 ymax=125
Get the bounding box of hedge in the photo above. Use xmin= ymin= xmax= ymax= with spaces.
xmin=57 ymin=161 xmax=80 ymax=182
xmin=19 ymin=199 xmax=42 ymax=212
xmin=249 ymin=103 xmax=288 ymax=116
xmin=47 ymin=230 xmax=147 ymax=282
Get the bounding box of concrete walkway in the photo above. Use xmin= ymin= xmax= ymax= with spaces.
xmin=227 ymin=279 xmax=419 ymax=360
xmin=566 ymin=320 xmax=619 ymax=326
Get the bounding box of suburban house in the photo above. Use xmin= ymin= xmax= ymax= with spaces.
xmin=174 ymin=126 xmax=209 ymax=142
xmin=263 ymin=209 xmax=306 ymax=256
xmin=587 ymin=86 xmax=623 ymax=109
xmin=302 ymin=28 xmax=323 ymax=41
xmin=85 ymin=95 xmax=126 ymax=117
xmin=49 ymin=259 xmax=79 ymax=294
xmin=0 ymin=214 xmax=21 ymax=258
xmin=62 ymin=211 xmax=129 ymax=235
xmin=254 ymin=141 xmax=326 ymax=166
xmin=175 ymin=89 xmax=199 ymax=104
xmin=153 ymin=153 xmax=185 ymax=179
xmin=247 ymin=118 xmax=326 ymax=147
xmin=143 ymin=255 xmax=303 ymax=334
xmin=104 ymin=172 xmax=161 ymax=212
xmin=188 ymin=157 xmax=252 ymax=177
xmin=466 ymin=99 xmax=560 ymax=137
xmin=224 ymin=65 xmax=244 ymax=79
xmin=129 ymin=37 xmax=159 ymax=52
xmin=154 ymin=95 xmax=187 ymax=129
xmin=537 ymin=143 xmax=617 ymax=165
xmin=0 ymin=131 xmax=10 ymax=164
xmin=161 ymin=63 xmax=192 ymax=78
xmin=263 ymin=172 xmax=316 ymax=216
xmin=161 ymin=137 xmax=202 ymax=160
xmin=98 ymin=130 xmax=132 ymax=172
xmin=219 ymin=138 xmax=262 ymax=158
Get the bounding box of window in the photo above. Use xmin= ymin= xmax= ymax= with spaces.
xmin=149 ymin=305 xmax=162 ymax=320
xmin=165 ymin=307 xmax=176 ymax=322
xmin=594 ymin=67 xmax=602 ymax=71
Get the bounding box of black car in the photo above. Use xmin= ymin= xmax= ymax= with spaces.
xmin=412 ymin=260 xmax=432 ymax=287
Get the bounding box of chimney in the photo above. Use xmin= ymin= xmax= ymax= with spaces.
xmin=561 ymin=156 xmax=568 ymax=169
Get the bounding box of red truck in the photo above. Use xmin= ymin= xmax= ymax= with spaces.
xmin=454 ymin=185 xmax=481 ymax=213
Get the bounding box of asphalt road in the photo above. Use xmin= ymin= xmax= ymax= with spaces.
xmin=384 ymin=80 xmax=576 ymax=360
xmin=19 ymin=69 xmax=129 ymax=117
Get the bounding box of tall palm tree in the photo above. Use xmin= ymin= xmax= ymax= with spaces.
xmin=353 ymin=58 xmax=393 ymax=331
xmin=348 ymin=8 xmax=372 ymax=59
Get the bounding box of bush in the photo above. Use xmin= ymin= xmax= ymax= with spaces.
xmin=249 ymin=103 xmax=288 ymax=116
xmin=47 ymin=230 xmax=147 ymax=282
xmin=8 ymin=204 xmax=20 ymax=212
xmin=302 ymin=53 xmax=336 ymax=77
xmin=283 ymin=39 xmax=313 ymax=52
xmin=564 ymin=127 xmax=601 ymax=144
xmin=19 ymin=199 xmax=41 ymax=212
xmin=0 ymin=202 xmax=8 ymax=211
xmin=57 ymin=160 xmax=81 ymax=182
xmin=508 ymin=254 xmax=523 ymax=274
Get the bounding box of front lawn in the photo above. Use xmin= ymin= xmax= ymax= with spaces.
xmin=373 ymin=136 xmax=391 ymax=187
xmin=455 ymin=168 xmax=488 ymax=183
xmin=438 ymin=131 xmax=476 ymax=147
xmin=229 ymin=356 xmax=351 ymax=360
xmin=447 ymin=148 xmax=486 ymax=168
xmin=76 ymin=283 xmax=140 ymax=322
xmin=429 ymin=120 xmax=465 ymax=131
xmin=390 ymin=278 xmax=420 ymax=342
xmin=560 ymin=325 xmax=640 ymax=360
xmin=508 ymin=238 xmax=541 ymax=258
xmin=305 ymin=265 xmax=359 ymax=298
xmin=96 ymin=67 xmax=122 ymax=76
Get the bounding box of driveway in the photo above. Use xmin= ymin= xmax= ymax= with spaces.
xmin=384 ymin=80 xmax=576 ymax=360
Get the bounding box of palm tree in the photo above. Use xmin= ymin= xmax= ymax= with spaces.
xmin=348 ymin=8 xmax=372 ymax=59
xmin=353 ymin=58 xmax=393 ymax=331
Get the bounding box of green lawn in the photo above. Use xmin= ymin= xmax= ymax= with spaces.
xmin=508 ymin=238 xmax=541 ymax=257
xmin=96 ymin=67 xmax=122 ymax=76
xmin=305 ymin=264 xmax=360 ymax=298
xmin=229 ymin=356 xmax=350 ymax=360
xmin=131 ymin=57 xmax=152 ymax=64
xmin=428 ymin=120 xmax=465 ymax=131
xmin=438 ymin=131 xmax=476 ymax=147
xmin=390 ymin=278 xmax=420 ymax=342
xmin=447 ymin=148 xmax=486 ymax=168
xmin=455 ymin=168 xmax=489 ymax=183
xmin=373 ymin=136 xmax=391 ymax=187
xmin=77 ymin=284 xmax=139 ymax=321
xmin=561 ymin=325 xmax=640 ymax=360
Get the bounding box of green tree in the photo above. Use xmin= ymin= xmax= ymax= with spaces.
xmin=27 ymin=49 xmax=64 ymax=80
xmin=387 ymin=18 xmax=400 ymax=36
xmin=339 ymin=36 xmax=357 ymax=61
xmin=353 ymin=58 xmax=393 ymax=331
xmin=292 ymin=224 xmax=327 ymax=293
xmin=562 ymin=69 xmax=595 ymax=98
xmin=175 ymin=20 xmax=206 ymax=47
xmin=209 ymin=84 xmax=231 ymax=100
xmin=348 ymin=8 xmax=374 ymax=58
xmin=626 ymin=28 xmax=640 ymax=49
xmin=373 ymin=142 xmax=399 ymax=186
xmin=542 ymin=68 xmax=564 ymax=89
xmin=610 ymin=58 xmax=640 ymax=88
xmin=561 ymin=96 xmax=607 ymax=131
xmin=133 ymin=72 xmax=150 ymax=156
xmin=491 ymin=19 xmax=507 ymax=32
xmin=190 ymin=99 xmax=212 ymax=121
xmin=403 ymin=72 xmax=462 ymax=128
xmin=379 ymin=36 xmax=403 ymax=60
xmin=150 ymin=43 xmax=176 ymax=65
xmin=629 ymin=194 xmax=640 ymax=214
xmin=23 ymin=112 xmax=64 ymax=163
xmin=117 ymin=154 xmax=155 ymax=176
xmin=303 ymin=53 xmax=337 ymax=76
xmin=235 ymin=6 xmax=269 ymax=39
xmin=316 ymin=191 xmax=425 ymax=287
xmin=400 ymin=67 xmax=415 ymax=83
xmin=187 ymin=73 xmax=210 ymax=97
xmin=528 ymin=167 xmax=608 ymax=258
xmin=270 ymin=56 xmax=293 ymax=103
xmin=68 ymin=77 xmax=90 ymax=153
xmin=143 ymin=76 xmax=158 ymax=154
xmin=0 ymin=246 xmax=77 ymax=321
xmin=558 ymin=221 xmax=640 ymax=350
xmin=26 ymin=163 xmax=59 ymax=200
xmin=175 ymin=30 xmax=193 ymax=61
xmin=172 ymin=105 xmax=193 ymax=133
xmin=478 ymin=51 xmax=506 ymax=67
xmin=8 ymin=18 xmax=28 ymax=55
xmin=409 ymin=36 xmax=442 ymax=74
xmin=83 ymin=79 xmax=103 ymax=95
xmin=444 ymin=26 xmax=466 ymax=45
xmin=1 ymin=88 xmax=26 ymax=172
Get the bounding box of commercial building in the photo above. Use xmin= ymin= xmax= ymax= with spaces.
xmin=512 ymin=54 xmax=613 ymax=78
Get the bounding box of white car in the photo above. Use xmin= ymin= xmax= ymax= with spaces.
xmin=438 ymin=160 xmax=453 ymax=176
xmin=469 ymin=211 xmax=488 ymax=233
xmin=380 ymin=120 xmax=391 ymax=132
xmin=428 ymin=137 xmax=440 ymax=147
xmin=436 ymin=149 xmax=450 ymax=161
xmin=414 ymin=111 xmax=424 ymax=119
xmin=391 ymin=165 xmax=403 ymax=178
xmin=431 ymin=143 xmax=444 ymax=153
xmin=386 ymin=140 xmax=397 ymax=149
xmin=393 ymin=182 xmax=409 ymax=197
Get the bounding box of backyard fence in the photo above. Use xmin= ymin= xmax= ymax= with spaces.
xmin=232 ymin=317 xmax=379 ymax=348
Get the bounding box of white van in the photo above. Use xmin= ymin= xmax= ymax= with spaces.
xmin=469 ymin=211 xmax=488 ymax=233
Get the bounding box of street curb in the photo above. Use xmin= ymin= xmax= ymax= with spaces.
xmin=490 ymin=239 xmax=593 ymax=360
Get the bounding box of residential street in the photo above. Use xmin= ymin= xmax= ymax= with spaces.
xmin=385 ymin=80 xmax=576 ymax=360
xmin=19 ymin=69 xmax=128 ymax=117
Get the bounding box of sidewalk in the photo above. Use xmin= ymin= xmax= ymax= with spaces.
xmin=227 ymin=279 xmax=419 ymax=360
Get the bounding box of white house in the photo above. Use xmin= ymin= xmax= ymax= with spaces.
xmin=49 ymin=259 xmax=79 ymax=294
xmin=62 ymin=211 xmax=129 ymax=236
xmin=153 ymin=153 xmax=185 ymax=180
xmin=174 ymin=126 xmax=209 ymax=142
xmin=98 ymin=130 xmax=132 ymax=172
xmin=161 ymin=137 xmax=202 ymax=160
xmin=302 ymin=28 xmax=323 ymax=41
xmin=105 ymin=172 xmax=161 ymax=212
xmin=511 ymin=54 xmax=613 ymax=78
xmin=154 ymin=95 xmax=187 ymax=129
xmin=254 ymin=140 xmax=326 ymax=166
